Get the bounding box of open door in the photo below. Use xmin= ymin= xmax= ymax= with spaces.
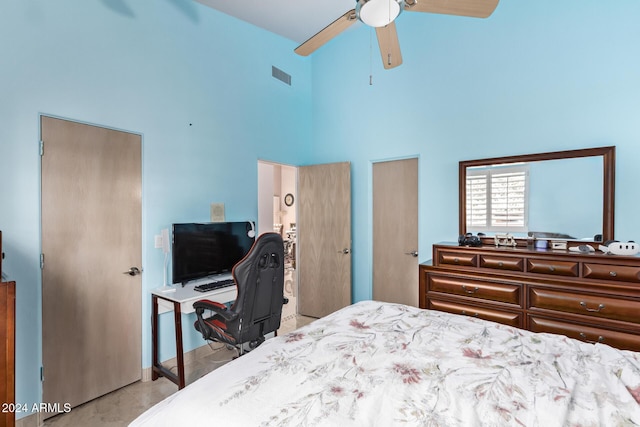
xmin=297 ymin=162 xmax=351 ymax=318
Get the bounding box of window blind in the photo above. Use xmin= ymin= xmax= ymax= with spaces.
xmin=466 ymin=165 xmax=528 ymax=232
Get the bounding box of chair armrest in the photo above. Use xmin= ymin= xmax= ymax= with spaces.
xmin=193 ymin=299 xmax=239 ymax=322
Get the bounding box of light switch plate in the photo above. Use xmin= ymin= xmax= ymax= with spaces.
xmin=211 ymin=203 xmax=225 ymax=222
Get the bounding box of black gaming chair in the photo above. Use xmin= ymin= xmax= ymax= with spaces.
xmin=193 ymin=232 xmax=286 ymax=353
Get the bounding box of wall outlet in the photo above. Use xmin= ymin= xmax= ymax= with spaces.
xmin=154 ymin=234 xmax=163 ymax=249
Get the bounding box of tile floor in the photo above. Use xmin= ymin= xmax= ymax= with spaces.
xmin=42 ymin=314 xmax=315 ymax=427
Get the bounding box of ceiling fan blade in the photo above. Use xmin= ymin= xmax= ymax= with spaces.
xmin=376 ymin=22 xmax=403 ymax=69
xmin=294 ymin=9 xmax=357 ymax=56
xmin=405 ymin=0 xmax=499 ymax=18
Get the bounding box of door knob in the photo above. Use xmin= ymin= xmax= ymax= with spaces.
xmin=404 ymin=251 xmax=419 ymax=257
xmin=123 ymin=266 xmax=142 ymax=276
xmin=338 ymin=248 xmax=351 ymax=254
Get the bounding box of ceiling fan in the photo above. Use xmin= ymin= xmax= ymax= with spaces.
xmin=294 ymin=0 xmax=499 ymax=69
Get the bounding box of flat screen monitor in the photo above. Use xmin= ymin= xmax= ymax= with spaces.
xmin=171 ymin=221 xmax=255 ymax=285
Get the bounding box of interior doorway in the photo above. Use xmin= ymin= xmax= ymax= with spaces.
xmin=257 ymin=161 xmax=299 ymax=328
xmin=257 ymin=160 xmax=352 ymax=325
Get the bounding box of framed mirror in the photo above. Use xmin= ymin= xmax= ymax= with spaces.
xmin=459 ymin=146 xmax=615 ymax=243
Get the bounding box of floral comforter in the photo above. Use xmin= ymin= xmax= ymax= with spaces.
xmin=131 ymin=300 xmax=640 ymax=426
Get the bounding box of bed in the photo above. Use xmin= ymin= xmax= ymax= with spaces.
xmin=130 ymin=300 xmax=640 ymax=426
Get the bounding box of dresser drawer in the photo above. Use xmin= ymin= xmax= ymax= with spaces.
xmin=438 ymin=251 xmax=477 ymax=267
xmin=427 ymin=274 xmax=521 ymax=306
xmin=479 ymin=255 xmax=524 ymax=272
xmin=583 ymin=263 xmax=640 ymax=283
xmin=529 ymin=287 xmax=640 ymax=323
xmin=429 ymin=299 xmax=523 ymax=328
xmin=527 ymin=258 xmax=579 ymax=277
xmin=529 ymin=316 xmax=640 ymax=352
xmin=425 ymin=243 xmax=640 ymax=354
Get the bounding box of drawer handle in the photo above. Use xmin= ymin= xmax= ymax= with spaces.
xmin=579 ymin=332 xmax=605 ymax=344
xmin=461 ymin=285 xmax=480 ymax=294
xmin=461 ymin=310 xmax=479 ymax=318
xmin=580 ymin=301 xmax=605 ymax=313
xmin=548 ymin=266 xmax=555 ymax=272
xmin=498 ymin=261 xmax=504 ymax=267
xmin=453 ymin=257 xmax=460 ymax=263
xmin=609 ymin=271 xmax=617 ymax=277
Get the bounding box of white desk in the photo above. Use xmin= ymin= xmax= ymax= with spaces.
xmin=152 ymin=282 xmax=237 ymax=314
xmin=151 ymin=279 xmax=237 ymax=389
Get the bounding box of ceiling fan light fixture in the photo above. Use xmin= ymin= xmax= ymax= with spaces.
xmin=356 ymin=0 xmax=405 ymax=28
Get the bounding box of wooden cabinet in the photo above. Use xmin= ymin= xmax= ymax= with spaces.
xmin=1 ymin=231 xmax=16 ymax=427
xmin=420 ymin=243 xmax=640 ymax=352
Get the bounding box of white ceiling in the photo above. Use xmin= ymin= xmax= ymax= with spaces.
xmin=194 ymin=0 xmax=362 ymax=45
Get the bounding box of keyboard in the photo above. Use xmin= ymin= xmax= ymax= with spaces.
xmin=194 ymin=279 xmax=235 ymax=293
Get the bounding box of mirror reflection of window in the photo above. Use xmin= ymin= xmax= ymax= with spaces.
xmin=466 ymin=163 xmax=529 ymax=233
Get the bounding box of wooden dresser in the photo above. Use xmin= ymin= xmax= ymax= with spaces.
xmin=420 ymin=242 xmax=640 ymax=352
xmin=1 ymin=230 xmax=16 ymax=427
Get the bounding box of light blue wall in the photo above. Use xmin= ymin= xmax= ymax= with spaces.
xmin=307 ymin=0 xmax=640 ymax=302
xmin=0 ymin=0 xmax=311 ymax=416
xmin=2 ymin=0 xmax=640 ymax=417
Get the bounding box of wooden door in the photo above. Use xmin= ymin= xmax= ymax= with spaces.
xmin=41 ymin=116 xmax=142 ymax=415
xmin=373 ymin=158 xmax=419 ymax=306
xmin=297 ymin=162 xmax=351 ymax=318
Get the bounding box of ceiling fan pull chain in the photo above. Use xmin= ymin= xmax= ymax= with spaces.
xmin=369 ymin=27 xmax=374 ymax=85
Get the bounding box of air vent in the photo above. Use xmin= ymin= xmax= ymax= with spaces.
xmin=272 ymin=66 xmax=291 ymax=86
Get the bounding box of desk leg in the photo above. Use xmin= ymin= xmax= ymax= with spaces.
xmin=151 ymin=295 xmax=186 ymax=389
xmin=151 ymin=294 xmax=159 ymax=381
xmin=174 ymin=303 xmax=185 ymax=389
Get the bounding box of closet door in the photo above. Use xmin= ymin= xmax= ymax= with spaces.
xmin=372 ymin=158 xmax=419 ymax=306
xmin=41 ymin=116 xmax=142 ymax=416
